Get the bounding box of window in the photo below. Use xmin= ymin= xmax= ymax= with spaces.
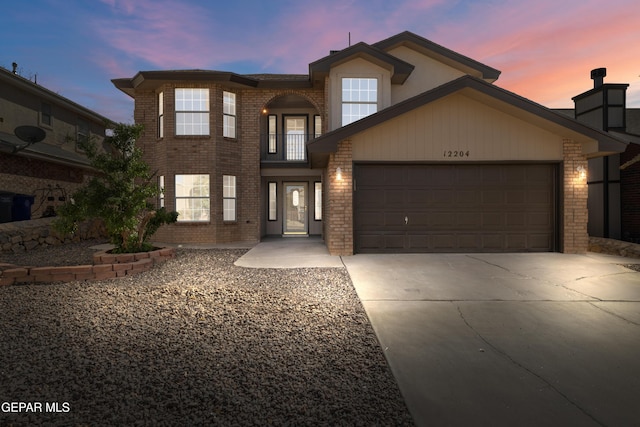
xmin=175 ymin=88 xmax=209 ymax=135
xmin=314 ymin=115 xmax=322 ymax=138
xmin=268 ymin=115 xmax=277 ymax=153
xmin=41 ymin=103 xmax=52 ymax=127
xmin=175 ymin=174 xmax=210 ymax=222
xmin=314 ymin=182 xmax=322 ymax=220
xmin=158 ymin=175 xmax=165 ymax=208
xmin=158 ymin=92 xmax=164 ymax=138
xmin=342 ymin=78 xmax=377 ymax=125
xmin=77 ymin=119 xmax=89 ymax=150
xmin=268 ymin=182 xmax=277 ymax=221
xmin=285 ymin=116 xmax=305 ymax=160
xmin=223 ymin=91 xmax=236 ymax=138
xmin=223 ymin=175 xmax=236 ymax=221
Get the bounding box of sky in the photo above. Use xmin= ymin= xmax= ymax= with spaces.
xmin=2 ymin=0 xmax=639 ymax=124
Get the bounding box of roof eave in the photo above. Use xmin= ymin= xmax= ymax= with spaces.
xmin=308 ymin=75 xmax=627 ymax=157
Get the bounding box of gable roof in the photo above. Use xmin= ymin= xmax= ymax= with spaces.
xmin=307 ymin=75 xmax=628 ymax=165
xmin=309 ymin=41 xmax=415 ymax=84
xmin=373 ymin=31 xmax=501 ymax=82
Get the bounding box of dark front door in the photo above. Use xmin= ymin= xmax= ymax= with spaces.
xmin=354 ymin=164 xmax=557 ymax=253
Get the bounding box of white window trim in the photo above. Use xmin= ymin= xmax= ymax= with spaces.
xmin=175 ymin=88 xmax=210 ymax=136
xmin=158 ymin=92 xmax=164 ymax=139
xmin=175 ymin=174 xmax=210 ymax=222
xmin=223 ymin=175 xmax=237 ymax=222
xmin=341 ymin=77 xmax=378 ymax=126
xmin=223 ymin=91 xmax=236 ymax=139
xmin=158 ymin=175 xmax=165 ymax=208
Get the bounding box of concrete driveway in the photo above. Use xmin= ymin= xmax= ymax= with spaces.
xmin=342 ymin=252 xmax=640 ymax=427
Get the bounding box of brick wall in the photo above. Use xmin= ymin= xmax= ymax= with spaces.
xmin=325 ymin=140 xmax=353 ymax=256
xmin=562 ymin=139 xmax=589 ymax=253
xmin=133 ymin=82 xmax=325 ymax=245
xmin=0 ymin=153 xmax=89 ymax=219
xmin=621 ymin=143 xmax=640 ymax=241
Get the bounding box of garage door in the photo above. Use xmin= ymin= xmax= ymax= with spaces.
xmin=354 ymin=164 xmax=558 ymax=253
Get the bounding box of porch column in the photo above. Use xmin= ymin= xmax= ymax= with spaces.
xmin=326 ymin=140 xmax=353 ymax=256
xmin=563 ymin=138 xmax=589 ymax=253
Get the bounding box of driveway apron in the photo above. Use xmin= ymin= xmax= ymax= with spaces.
xmin=342 ymin=253 xmax=640 ymax=427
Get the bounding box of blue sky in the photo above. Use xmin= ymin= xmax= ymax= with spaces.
xmin=2 ymin=0 xmax=639 ymax=123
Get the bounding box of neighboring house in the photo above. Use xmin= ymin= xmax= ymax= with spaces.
xmin=556 ymin=70 xmax=640 ymax=243
xmin=0 ymin=64 xmax=110 ymax=221
xmin=113 ymin=31 xmax=628 ymax=255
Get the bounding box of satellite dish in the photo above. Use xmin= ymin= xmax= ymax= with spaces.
xmin=14 ymin=125 xmax=46 ymax=144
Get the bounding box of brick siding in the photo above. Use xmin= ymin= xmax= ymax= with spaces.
xmin=135 ymin=83 xmax=325 ymax=245
xmin=562 ymin=139 xmax=589 ymax=253
xmin=325 ymin=140 xmax=353 ymax=256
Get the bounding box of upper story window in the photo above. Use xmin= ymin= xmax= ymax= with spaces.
xmin=342 ymin=78 xmax=377 ymax=126
xmin=41 ymin=103 xmax=52 ymax=127
xmin=158 ymin=92 xmax=164 ymax=138
xmin=175 ymin=88 xmax=209 ymax=136
xmin=268 ymin=115 xmax=277 ymax=153
xmin=223 ymin=91 xmax=236 ymax=138
xmin=314 ymin=115 xmax=322 ymax=138
xmin=77 ymin=119 xmax=89 ymax=150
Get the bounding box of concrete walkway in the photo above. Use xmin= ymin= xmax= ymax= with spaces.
xmin=234 ymin=237 xmax=343 ymax=268
xmin=236 ymin=241 xmax=640 ymax=426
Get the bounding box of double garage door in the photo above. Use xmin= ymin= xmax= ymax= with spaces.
xmin=354 ymin=164 xmax=558 ymax=253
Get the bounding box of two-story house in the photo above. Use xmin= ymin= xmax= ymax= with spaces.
xmin=0 ymin=64 xmax=110 ymax=221
xmin=113 ymin=31 xmax=628 ymax=255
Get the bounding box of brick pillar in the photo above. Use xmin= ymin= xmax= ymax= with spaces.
xmin=563 ymin=139 xmax=589 ymax=253
xmin=326 ymin=140 xmax=353 ymax=256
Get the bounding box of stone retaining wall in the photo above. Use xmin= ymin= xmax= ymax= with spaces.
xmin=0 ymin=247 xmax=175 ymax=286
xmin=0 ymin=217 xmax=105 ymax=254
xmin=589 ymin=236 xmax=640 ymax=259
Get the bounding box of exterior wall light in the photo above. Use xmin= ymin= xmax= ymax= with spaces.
xmin=336 ymin=167 xmax=343 ymax=181
xmin=576 ymin=165 xmax=586 ymax=179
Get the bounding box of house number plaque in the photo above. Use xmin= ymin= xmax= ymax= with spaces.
xmin=443 ymin=150 xmax=470 ymax=158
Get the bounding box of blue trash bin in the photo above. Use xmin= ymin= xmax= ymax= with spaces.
xmin=11 ymin=194 xmax=35 ymax=221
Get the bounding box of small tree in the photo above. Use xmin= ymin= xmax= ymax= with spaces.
xmin=54 ymin=123 xmax=178 ymax=253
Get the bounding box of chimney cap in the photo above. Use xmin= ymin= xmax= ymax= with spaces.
xmin=591 ymin=68 xmax=606 ymax=88
xmin=591 ymin=68 xmax=607 ymax=79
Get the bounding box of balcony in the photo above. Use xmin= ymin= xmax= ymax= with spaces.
xmin=260 ymin=133 xmax=318 ymax=165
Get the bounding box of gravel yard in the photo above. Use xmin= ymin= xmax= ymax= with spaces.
xmin=0 ymin=245 xmax=413 ymax=426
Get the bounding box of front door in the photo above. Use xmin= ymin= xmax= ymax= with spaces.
xmin=284 ymin=182 xmax=307 ymax=234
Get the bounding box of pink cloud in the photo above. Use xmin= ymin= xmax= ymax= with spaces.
xmin=93 ymin=0 xmax=640 ymax=109
xmin=428 ymin=0 xmax=640 ymax=106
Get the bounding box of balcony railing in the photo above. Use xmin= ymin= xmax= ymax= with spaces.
xmin=261 ymin=133 xmax=319 ymax=163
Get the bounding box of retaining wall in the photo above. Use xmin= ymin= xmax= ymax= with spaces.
xmin=0 ymin=246 xmax=175 ymax=286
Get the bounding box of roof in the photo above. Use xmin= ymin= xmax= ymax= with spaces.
xmin=113 ymin=31 xmax=500 ymax=96
xmin=112 ymin=70 xmax=317 ymax=97
xmin=0 ymin=66 xmax=111 ymax=125
xmin=0 ymin=130 xmax=91 ymax=168
xmin=308 ymin=41 xmax=415 ymax=84
xmin=307 ymin=75 xmax=628 ymax=162
xmin=373 ymin=31 xmax=501 ymax=82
